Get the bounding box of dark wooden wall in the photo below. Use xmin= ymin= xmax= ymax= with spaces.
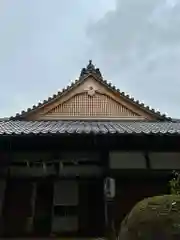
xmin=0 ymin=134 xmax=178 ymax=237
xmin=2 ymin=178 xmax=105 ymax=237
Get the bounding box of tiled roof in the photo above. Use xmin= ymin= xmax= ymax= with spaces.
xmin=0 ymin=120 xmax=180 ymax=136
xmin=10 ymin=61 xmax=170 ymax=121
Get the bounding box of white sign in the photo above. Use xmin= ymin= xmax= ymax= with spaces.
xmin=104 ymin=177 xmax=116 ymax=199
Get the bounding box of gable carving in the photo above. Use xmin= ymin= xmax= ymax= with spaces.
xmin=37 ymin=92 xmax=141 ymax=120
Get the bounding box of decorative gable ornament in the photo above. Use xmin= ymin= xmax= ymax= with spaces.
xmin=79 ymin=60 xmax=102 ymax=79
xmin=84 ymin=85 xmax=98 ymax=97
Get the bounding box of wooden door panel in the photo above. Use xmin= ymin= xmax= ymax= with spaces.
xmin=3 ymin=179 xmax=33 ymax=237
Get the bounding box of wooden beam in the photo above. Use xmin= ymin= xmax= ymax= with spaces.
xmin=145 ymin=152 xmax=151 ymax=169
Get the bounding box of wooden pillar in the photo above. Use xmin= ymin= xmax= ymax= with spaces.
xmin=145 ymin=151 xmax=151 ymax=169
xmin=0 ymin=151 xmax=10 ymax=236
xmin=101 ymin=149 xmax=109 ymax=177
xmin=100 ymin=149 xmax=114 ymax=239
xmin=26 ymin=182 xmax=36 ymax=234
xmin=0 ymin=180 xmax=6 ymax=235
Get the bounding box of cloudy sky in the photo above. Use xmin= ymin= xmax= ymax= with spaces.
xmin=0 ymin=0 xmax=180 ymax=118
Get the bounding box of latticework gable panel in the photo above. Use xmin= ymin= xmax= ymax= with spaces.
xmin=41 ymin=92 xmax=140 ymax=119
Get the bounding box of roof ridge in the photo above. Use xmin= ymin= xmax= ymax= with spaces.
xmin=10 ymin=60 xmax=171 ymax=121
xmin=8 ymin=119 xmax=171 ymax=123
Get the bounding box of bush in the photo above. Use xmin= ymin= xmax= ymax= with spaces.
xmin=119 ymin=195 xmax=180 ymax=240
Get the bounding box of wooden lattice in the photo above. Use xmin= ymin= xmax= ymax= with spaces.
xmin=44 ymin=92 xmax=139 ymax=118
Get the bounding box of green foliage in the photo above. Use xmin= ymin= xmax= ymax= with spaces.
xmin=169 ymin=171 xmax=180 ymax=195
xmin=119 ymin=195 xmax=180 ymax=240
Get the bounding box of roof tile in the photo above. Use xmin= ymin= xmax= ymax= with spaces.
xmin=0 ymin=120 xmax=180 ymax=136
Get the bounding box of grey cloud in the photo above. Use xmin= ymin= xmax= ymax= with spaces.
xmin=0 ymin=0 xmax=111 ymax=117
xmin=87 ymin=0 xmax=180 ymax=117
xmin=1 ymin=0 xmax=179 ymax=118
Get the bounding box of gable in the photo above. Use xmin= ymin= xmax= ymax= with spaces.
xmin=26 ymin=76 xmax=154 ymax=120
xmin=39 ymin=92 xmax=140 ymax=120
xmin=11 ymin=61 xmax=169 ymax=121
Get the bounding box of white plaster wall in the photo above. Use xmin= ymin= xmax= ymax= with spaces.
xmin=149 ymin=152 xmax=180 ymax=169
xmin=109 ymin=151 xmax=146 ymax=169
